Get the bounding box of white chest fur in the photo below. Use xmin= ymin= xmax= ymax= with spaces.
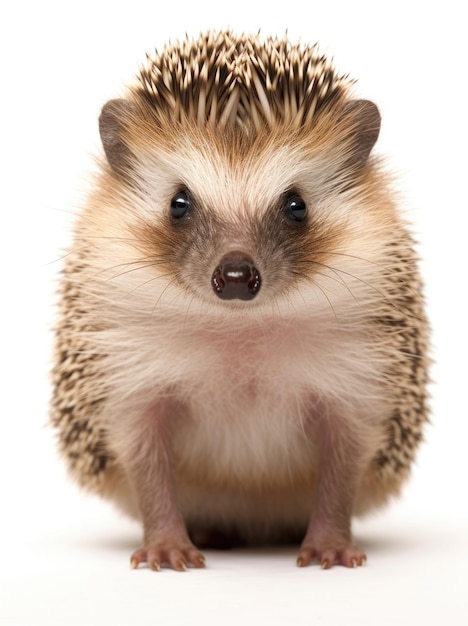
xmin=103 ymin=308 xmax=389 ymax=496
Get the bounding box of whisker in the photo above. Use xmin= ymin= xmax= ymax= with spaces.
xmin=48 ymin=233 xmax=157 ymax=267
xmin=47 ymin=206 xmax=81 ymax=217
xmin=301 ymin=259 xmax=401 ymax=310
xmin=273 ymin=296 xmax=285 ymax=324
xmin=101 ymin=258 xmax=168 ymax=281
xmin=302 ymin=260 xmax=361 ymax=306
xmin=45 ymin=244 xmax=94 ymax=266
xmin=285 ymin=290 xmax=301 ymax=319
xmin=121 ymin=271 xmax=176 ymax=299
xmin=292 ymin=270 xmax=338 ymax=322
xmin=151 ymin=275 xmax=180 ymax=315
xmin=72 ymin=234 xmax=146 ymax=245
xmin=183 ymin=291 xmax=198 ymax=329
xmin=307 ymin=259 xmax=424 ymax=322
xmin=308 ymin=250 xmax=383 ymax=269
xmin=309 ymin=248 xmax=423 ymax=288
xmin=294 ymin=268 xmax=343 ymax=296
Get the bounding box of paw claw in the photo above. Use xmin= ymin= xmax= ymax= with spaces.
xmin=298 ymin=539 xmax=366 ymax=570
xmin=130 ymin=541 xmax=205 ymax=572
xmin=196 ymin=555 xmax=206 ymax=568
xmin=296 ymin=548 xmax=314 ymax=568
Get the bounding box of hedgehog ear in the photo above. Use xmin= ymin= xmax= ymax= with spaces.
xmin=99 ymin=99 xmax=136 ymax=175
xmin=340 ymin=99 xmax=381 ymax=169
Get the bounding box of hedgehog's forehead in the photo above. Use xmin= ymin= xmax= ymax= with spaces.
xmin=154 ymin=130 xmax=307 ymax=208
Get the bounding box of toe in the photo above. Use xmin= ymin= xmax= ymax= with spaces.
xmin=320 ymin=548 xmax=337 ymax=569
xmin=297 ymin=547 xmax=315 ymax=568
xmin=187 ymin=548 xmax=206 ymax=568
xmin=340 ymin=546 xmax=367 ymax=568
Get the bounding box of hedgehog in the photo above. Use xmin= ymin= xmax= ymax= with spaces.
xmin=51 ymin=30 xmax=429 ymax=571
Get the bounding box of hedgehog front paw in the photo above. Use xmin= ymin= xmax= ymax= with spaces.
xmin=130 ymin=539 xmax=206 ymax=572
xmin=297 ymin=536 xmax=367 ymax=569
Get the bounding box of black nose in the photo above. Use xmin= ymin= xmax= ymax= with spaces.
xmin=211 ymin=252 xmax=261 ymax=301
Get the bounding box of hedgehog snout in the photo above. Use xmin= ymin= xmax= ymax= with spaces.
xmin=211 ymin=251 xmax=261 ymax=301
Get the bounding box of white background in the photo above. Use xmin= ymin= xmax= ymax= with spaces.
xmin=1 ymin=1 xmax=467 ymax=624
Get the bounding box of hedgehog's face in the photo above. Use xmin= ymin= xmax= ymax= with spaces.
xmin=149 ymin=159 xmax=322 ymax=306
xmin=99 ymin=99 xmax=381 ymax=313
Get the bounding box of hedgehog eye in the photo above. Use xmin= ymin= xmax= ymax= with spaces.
xmin=170 ymin=190 xmax=191 ymax=219
xmin=284 ymin=194 xmax=307 ymax=222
